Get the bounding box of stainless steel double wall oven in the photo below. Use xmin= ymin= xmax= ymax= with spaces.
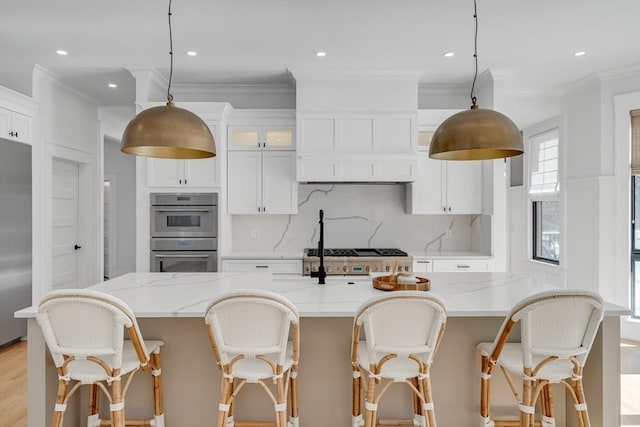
xmin=150 ymin=193 xmax=218 ymax=272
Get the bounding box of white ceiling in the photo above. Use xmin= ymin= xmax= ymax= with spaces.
xmin=2 ymin=0 xmax=640 ymax=106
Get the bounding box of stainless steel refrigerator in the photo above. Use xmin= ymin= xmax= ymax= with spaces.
xmin=0 ymin=139 xmax=31 ymax=346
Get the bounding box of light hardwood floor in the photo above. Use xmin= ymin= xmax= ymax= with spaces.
xmin=0 ymin=340 xmax=27 ymax=427
xmin=1 ymin=340 xmax=639 ymax=426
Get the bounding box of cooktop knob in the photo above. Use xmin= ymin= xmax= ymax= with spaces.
xmin=365 ymin=266 xmax=371 ymax=273
xmin=343 ymin=266 xmax=348 ymax=273
xmin=385 ymin=265 xmax=391 ymax=272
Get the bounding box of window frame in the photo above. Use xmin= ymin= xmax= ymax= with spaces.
xmin=532 ymin=200 xmax=560 ymax=265
xmin=523 ymin=116 xmax=565 ymax=267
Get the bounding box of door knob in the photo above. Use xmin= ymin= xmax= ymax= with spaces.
xmin=74 ymin=244 xmax=82 ymax=250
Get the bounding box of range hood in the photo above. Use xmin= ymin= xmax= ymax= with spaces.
xmin=290 ymin=70 xmax=421 ymax=183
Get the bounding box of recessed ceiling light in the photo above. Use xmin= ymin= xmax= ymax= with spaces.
xmin=443 ymin=52 xmax=455 ymax=58
xmin=56 ymin=50 xmax=68 ymax=56
xmin=316 ymin=51 xmax=327 ymax=57
xmin=108 ymin=83 xmax=118 ymax=88
xmin=186 ymin=51 xmax=197 ymax=56
xmin=573 ymin=51 xmax=586 ymax=57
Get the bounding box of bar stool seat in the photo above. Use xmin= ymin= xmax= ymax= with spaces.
xmin=36 ymin=288 xmax=165 ymax=427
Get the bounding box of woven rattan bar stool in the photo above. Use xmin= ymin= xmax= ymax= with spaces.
xmin=351 ymin=291 xmax=447 ymax=427
xmin=477 ymin=290 xmax=604 ymax=427
xmin=36 ymin=289 xmax=164 ymax=427
xmin=204 ymin=290 xmax=300 ymax=427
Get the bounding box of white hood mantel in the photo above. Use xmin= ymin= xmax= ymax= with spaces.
xmin=289 ymin=70 xmax=421 ymax=183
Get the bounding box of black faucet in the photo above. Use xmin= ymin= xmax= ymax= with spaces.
xmin=310 ymin=209 xmax=326 ymax=284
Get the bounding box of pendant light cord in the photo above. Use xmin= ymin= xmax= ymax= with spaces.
xmin=470 ymin=0 xmax=478 ymax=108
xmin=167 ymin=0 xmax=174 ymax=104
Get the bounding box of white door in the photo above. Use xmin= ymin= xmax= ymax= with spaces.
xmin=52 ymin=158 xmax=80 ymax=289
xmin=227 ymin=151 xmax=261 ymax=214
xmin=445 ymin=161 xmax=483 ymax=214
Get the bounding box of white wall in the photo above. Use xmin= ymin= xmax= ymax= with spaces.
xmin=32 ymin=65 xmax=100 ymax=294
xmin=103 ymin=138 xmax=136 ymax=278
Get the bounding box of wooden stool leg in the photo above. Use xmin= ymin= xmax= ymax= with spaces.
xmin=51 ymin=378 xmax=69 ymax=427
xmin=363 ymin=375 xmax=377 ymax=427
xmin=227 ymin=380 xmax=235 ymax=427
xmin=480 ymin=355 xmax=492 ymax=426
xmin=520 ymin=370 xmax=533 ymax=427
xmin=353 ymin=368 xmax=362 ymax=427
xmin=110 ymin=376 xmax=125 ymax=427
xmin=276 ymin=376 xmax=288 ymax=427
xmin=541 ymin=384 xmax=555 ymax=426
xmin=422 ymin=375 xmax=436 ymax=427
xmin=411 ymin=377 xmax=424 ymax=425
xmin=150 ymin=350 xmax=165 ymax=426
xmin=289 ymin=368 xmax=299 ymax=427
xmin=573 ymin=378 xmax=590 ymax=427
xmin=217 ymin=376 xmax=232 ymax=427
xmin=88 ymin=384 xmax=100 ymax=427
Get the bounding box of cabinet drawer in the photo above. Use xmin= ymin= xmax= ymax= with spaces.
xmin=432 ymin=259 xmax=492 ymax=272
xmin=412 ymin=259 xmax=433 ymax=273
xmin=221 ymin=259 xmax=302 ymax=273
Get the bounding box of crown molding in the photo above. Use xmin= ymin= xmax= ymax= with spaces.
xmin=288 ymin=68 xmax=423 ymax=82
xmin=33 ymin=64 xmax=99 ymax=105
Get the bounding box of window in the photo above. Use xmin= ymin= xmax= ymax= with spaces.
xmin=631 ymin=110 xmax=640 ymax=317
xmin=527 ymin=126 xmax=561 ymax=264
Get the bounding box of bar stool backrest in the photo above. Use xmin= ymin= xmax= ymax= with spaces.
xmin=37 ymin=289 xmax=150 ymax=369
xmin=494 ymin=290 xmax=604 ymax=368
xmin=354 ymin=291 xmax=447 ymax=364
xmin=204 ymin=290 xmax=299 ymax=367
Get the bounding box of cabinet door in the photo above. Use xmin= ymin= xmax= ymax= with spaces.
xmin=408 ymin=154 xmax=445 ymax=214
xmin=264 ymin=126 xmax=295 ymax=150
xmin=0 ymin=108 xmax=10 ymax=141
xmin=186 ymin=157 xmax=218 ymax=187
xmin=228 ymin=125 xmax=261 ymax=150
xmin=147 ymin=158 xmax=183 ymax=187
xmin=445 ymin=161 xmax=482 ymax=214
xmin=262 ymin=151 xmax=297 ymax=214
xmin=228 ymin=151 xmax=261 ymax=214
xmin=10 ymin=111 xmax=32 ymax=143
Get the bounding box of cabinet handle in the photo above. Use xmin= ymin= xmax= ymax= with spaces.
xmin=448 ymin=206 xmax=451 ymax=212
xmin=443 ymin=207 xmax=446 ymax=212
xmin=255 ymin=265 xmax=269 ymax=269
xmin=417 ymin=260 xmax=431 ymax=264
xmin=456 ymin=264 xmax=471 ymax=269
xmin=179 ymin=179 xmax=182 ymax=184
xmin=184 ymin=179 xmax=188 ymax=185
xmin=263 ymin=206 xmax=266 ymax=212
xmin=9 ymin=131 xmax=15 ymax=137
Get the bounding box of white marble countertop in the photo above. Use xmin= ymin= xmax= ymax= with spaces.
xmin=16 ymin=272 xmax=629 ymax=318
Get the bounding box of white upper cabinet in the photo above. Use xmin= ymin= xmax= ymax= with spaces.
xmin=228 ymin=125 xmax=295 ymax=151
xmin=227 ymin=151 xmax=297 ymax=214
xmin=296 ymin=113 xmax=417 ymax=182
xmin=0 ymin=104 xmax=33 ymax=144
xmin=147 ymin=123 xmax=220 ymax=188
xmin=227 ymin=110 xmax=297 ymax=214
xmin=406 ymin=111 xmax=483 ymax=214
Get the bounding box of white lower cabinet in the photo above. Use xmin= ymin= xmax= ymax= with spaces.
xmin=432 ymin=259 xmax=493 ymax=272
xmin=221 ymin=259 xmax=302 ymax=273
xmin=412 ymin=258 xmax=433 ymax=273
xmin=228 ymin=151 xmax=297 ymax=214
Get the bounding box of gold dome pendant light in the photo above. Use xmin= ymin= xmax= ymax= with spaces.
xmin=429 ymin=0 xmax=523 ymax=161
xmin=121 ymin=0 xmax=215 ymax=159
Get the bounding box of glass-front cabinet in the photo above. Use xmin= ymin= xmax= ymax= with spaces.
xmin=228 ymin=125 xmax=295 ymax=151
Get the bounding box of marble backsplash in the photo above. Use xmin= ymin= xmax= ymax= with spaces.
xmin=231 ymin=184 xmax=491 ymax=254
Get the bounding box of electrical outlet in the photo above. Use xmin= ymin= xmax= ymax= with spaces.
xmin=445 ymin=229 xmax=453 ymax=239
xmin=250 ymin=229 xmax=260 ymax=239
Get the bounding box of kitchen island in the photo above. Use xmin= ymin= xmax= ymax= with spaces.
xmin=17 ymin=272 xmax=628 ymax=427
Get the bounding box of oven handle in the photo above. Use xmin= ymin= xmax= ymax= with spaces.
xmin=153 ymin=208 xmax=211 ymax=212
xmin=154 ymin=254 xmax=212 ymax=258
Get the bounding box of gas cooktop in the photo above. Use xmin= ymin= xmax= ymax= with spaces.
xmin=304 ymin=248 xmax=408 ymax=257
xmin=302 ymin=248 xmax=412 ymax=275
